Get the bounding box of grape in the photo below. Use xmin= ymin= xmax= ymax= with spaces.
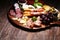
xmin=44 ymin=17 xmax=48 ymax=20
xmin=40 ymin=14 xmax=46 ymax=18
xmin=40 ymin=12 xmax=57 ymax=25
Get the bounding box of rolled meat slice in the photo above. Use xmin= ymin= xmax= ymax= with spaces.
xmin=14 ymin=3 xmax=22 ymax=18
xmin=26 ymin=18 xmax=34 ymax=28
xmin=15 ymin=8 xmax=22 ymax=18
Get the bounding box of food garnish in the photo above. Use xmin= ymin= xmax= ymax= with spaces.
xmin=32 ymin=16 xmax=37 ymax=21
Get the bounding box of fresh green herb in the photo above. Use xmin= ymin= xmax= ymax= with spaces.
xmin=33 ymin=3 xmax=38 ymax=8
xmin=32 ymin=16 xmax=37 ymax=21
xmin=33 ymin=0 xmax=43 ymax=8
xmin=37 ymin=3 xmax=43 ymax=6
xmin=35 ymin=0 xmax=38 ymax=2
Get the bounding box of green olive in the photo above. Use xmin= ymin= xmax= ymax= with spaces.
xmin=32 ymin=16 xmax=37 ymax=21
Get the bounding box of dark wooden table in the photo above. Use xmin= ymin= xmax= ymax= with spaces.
xmin=0 ymin=3 xmax=60 ymax=40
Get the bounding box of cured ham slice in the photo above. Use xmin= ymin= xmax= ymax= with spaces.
xmin=27 ymin=18 xmax=34 ymax=28
xmin=14 ymin=3 xmax=22 ymax=18
xmin=9 ymin=10 xmax=16 ymax=16
xmin=15 ymin=8 xmax=22 ymax=18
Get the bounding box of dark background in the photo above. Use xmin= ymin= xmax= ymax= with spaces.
xmin=0 ymin=0 xmax=60 ymax=8
xmin=0 ymin=0 xmax=60 ymax=7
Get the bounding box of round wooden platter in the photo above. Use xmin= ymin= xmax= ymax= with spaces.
xmin=7 ymin=6 xmax=60 ymax=32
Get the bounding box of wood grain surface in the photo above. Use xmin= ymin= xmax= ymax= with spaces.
xmin=0 ymin=2 xmax=60 ymax=40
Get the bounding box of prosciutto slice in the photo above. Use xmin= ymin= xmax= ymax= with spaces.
xmin=9 ymin=10 xmax=16 ymax=16
xmin=27 ymin=18 xmax=34 ymax=28
xmin=14 ymin=3 xmax=22 ymax=18
xmin=15 ymin=8 xmax=22 ymax=18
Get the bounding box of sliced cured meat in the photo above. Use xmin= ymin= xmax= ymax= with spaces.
xmin=9 ymin=10 xmax=16 ymax=16
xmin=14 ymin=3 xmax=22 ymax=18
xmin=37 ymin=8 xmax=44 ymax=12
xmin=34 ymin=16 xmax=41 ymax=26
xmin=31 ymin=12 xmax=40 ymax=15
xmin=16 ymin=12 xmax=22 ymax=18
xmin=27 ymin=18 xmax=34 ymax=28
xmin=15 ymin=8 xmax=21 ymax=14
xmin=15 ymin=8 xmax=22 ymax=18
